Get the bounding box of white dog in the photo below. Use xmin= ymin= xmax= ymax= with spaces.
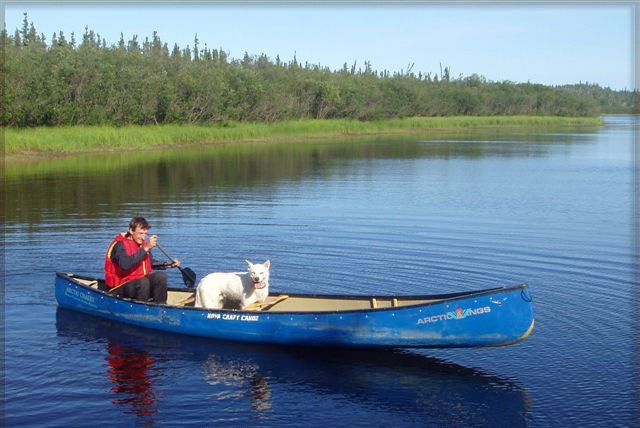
xmin=195 ymin=260 xmax=270 ymax=310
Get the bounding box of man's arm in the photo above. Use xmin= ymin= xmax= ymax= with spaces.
xmin=110 ymin=241 xmax=148 ymax=271
xmin=151 ymin=252 xmax=171 ymax=270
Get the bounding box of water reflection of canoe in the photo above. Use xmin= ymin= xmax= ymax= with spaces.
xmin=55 ymin=272 xmax=534 ymax=349
xmin=55 ymin=308 xmax=531 ymax=426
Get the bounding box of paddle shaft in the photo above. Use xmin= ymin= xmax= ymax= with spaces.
xmin=154 ymin=242 xmax=197 ymax=288
xmin=154 ymin=242 xmax=177 ymax=263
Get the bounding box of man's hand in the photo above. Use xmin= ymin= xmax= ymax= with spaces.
xmin=143 ymin=235 xmax=158 ymax=252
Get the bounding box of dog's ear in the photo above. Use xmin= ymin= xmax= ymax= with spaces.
xmin=245 ymin=260 xmax=253 ymax=268
xmin=264 ymin=260 xmax=270 ymax=269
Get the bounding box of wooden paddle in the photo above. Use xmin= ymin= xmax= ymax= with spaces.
xmin=244 ymin=295 xmax=289 ymax=311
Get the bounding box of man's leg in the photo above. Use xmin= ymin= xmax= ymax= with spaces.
xmin=116 ymin=277 xmax=151 ymax=301
xmin=134 ymin=277 xmax=152 ymax=301
xmin=117 ymin=280 xmax=139 ymax=299
xmin=147 ymin=271 xmax=168 ymax=304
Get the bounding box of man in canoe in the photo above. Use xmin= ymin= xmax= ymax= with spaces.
xmin=104 ymin=217 xmax=180 ymax=303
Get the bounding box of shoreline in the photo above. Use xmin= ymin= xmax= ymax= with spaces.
xmin=4 ymin=116 xmax=604 ymax=165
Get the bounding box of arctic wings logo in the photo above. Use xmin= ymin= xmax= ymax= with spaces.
xmin=417 ymin=306 xmax=491 ymax=325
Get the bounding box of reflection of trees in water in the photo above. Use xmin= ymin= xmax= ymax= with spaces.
xmin=105 ymin=341 xmax=159 ymax=424
xmin=5 ymin=129 xmax=588 ymax=227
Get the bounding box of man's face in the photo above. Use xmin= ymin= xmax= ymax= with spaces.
xmin=130 ymin=226 xmax=149 ymax=245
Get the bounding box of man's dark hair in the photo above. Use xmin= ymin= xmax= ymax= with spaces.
xmin=129 ymin=217 xmax=150 ymax=231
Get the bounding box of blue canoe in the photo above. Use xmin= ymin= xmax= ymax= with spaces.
xmin=55 ymin=272 xmax=534 ymax=348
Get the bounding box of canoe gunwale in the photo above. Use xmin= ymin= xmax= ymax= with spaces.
xmin=55 ymin=271 xmax=530 ymax=315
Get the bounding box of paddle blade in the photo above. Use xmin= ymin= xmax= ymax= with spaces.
xmin=181 ymin=267 xmax=197 ymax=288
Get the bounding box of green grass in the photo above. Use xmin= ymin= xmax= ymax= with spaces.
xmin=4 ymin=116 xmax=603 ymax=157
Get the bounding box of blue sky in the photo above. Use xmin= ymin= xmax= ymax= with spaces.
xmin=2 ymin=3 xmax=636 ymax=90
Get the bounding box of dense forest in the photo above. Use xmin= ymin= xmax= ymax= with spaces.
xmin=2 ymin=15 xmax=637 ymax=127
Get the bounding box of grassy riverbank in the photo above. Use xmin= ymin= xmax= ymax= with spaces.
xmin=4 ymin=116 xmax=603 ymax=159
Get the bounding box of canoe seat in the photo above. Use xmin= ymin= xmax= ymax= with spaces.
xmin=74 ymin=276 xmax=105 ymax=290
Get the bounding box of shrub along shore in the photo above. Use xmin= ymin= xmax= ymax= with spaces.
xmin=4 ymin=116 xmax=602 ymax=162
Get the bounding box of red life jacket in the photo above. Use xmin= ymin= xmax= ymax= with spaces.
xmin=104 ymin=233 xmax=152 ymax=288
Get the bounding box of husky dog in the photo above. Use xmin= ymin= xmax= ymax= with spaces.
xmin=195 ymin=260 xmax=270 ymax=310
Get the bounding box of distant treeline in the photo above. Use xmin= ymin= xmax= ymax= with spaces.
xmin=2 ymin=14 xmax=637 ymax=127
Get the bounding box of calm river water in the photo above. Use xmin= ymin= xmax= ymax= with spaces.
xmin=3 ymin=117 xmax=638 ymax=427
